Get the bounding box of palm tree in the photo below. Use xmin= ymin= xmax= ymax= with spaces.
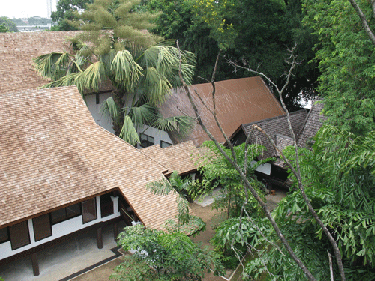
xmin=33 ymin=0 xmax=195 ymax=145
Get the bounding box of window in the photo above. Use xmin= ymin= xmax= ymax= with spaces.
xmin=9 ymin=221 xmax=30 ymax=250
xmin=100 ymin=193 xmax=114 ymax=218
xmin=32 ymin=214 xmax=52 ymax=241
xmin=82 ymin=198 xmax=97 ymax=224
xmin=0 ymin=227 xmax=9 ymax=244
xmin=160 ymin=140 xmax=172 ymax=148
xmin=140 ymin=133 xmax=154 ymax=148
xmin=51 ymin=203 xmax=82 ymax=225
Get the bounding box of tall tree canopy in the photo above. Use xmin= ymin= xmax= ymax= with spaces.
xmin=145 ymin=0 xmax=319 ymax=110
xmin=303 ymin=0 xmax=375 ymax=135
xmin=51 ymin=0 xmax=93 ymax=31
xmin=34 ymin=0 xmax=195 ymax=144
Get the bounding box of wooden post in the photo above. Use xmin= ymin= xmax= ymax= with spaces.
xmin=97 ymin=227 xmax=103 ymax=249
xmin=31 ymin=253 xmax=40 ymax=276
xmin=114 ymin=222 xmax=119 ymax=241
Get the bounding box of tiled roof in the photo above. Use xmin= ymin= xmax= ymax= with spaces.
xmin=237 ymin=109 xmax=308 ymax=159
xmin=297 ymin=100 xmax=326 ymax=147
xmin=141 ymin=141 xmax=200 ymax=176
xmin=159 ymin=77 xmax=285 ymax=146
xmin=0 ymin=86 xmax=179 ymax=230
xmin=0 ymin=31 xmax=79 ymax=94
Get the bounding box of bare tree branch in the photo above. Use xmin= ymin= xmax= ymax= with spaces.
xmin=176 ymin=41 xmax=317 ymax=281
xmin=228 ymin=49 xmax=346 ymax=281
xmin=348 ymin=0 xmax=375 ymax=45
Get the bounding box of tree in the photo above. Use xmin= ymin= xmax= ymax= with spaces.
xmin=111 ymin=224 xmax=224 ymax=280
xmin=34 ymin=0 xmax=195 ymax=145
xmin=198 ymin=141 xmax=267 ymax=218
xmin=51 ymin=0 xmax=93 ymax=31
xmin=0 ymin=17 xmax=18 ymax=32
xmin=303 ymin=0 xmax=375 ymax=135
xmin=140 ymin=0 xmax=319 ymax=110
xmin=0 ymin=24 xmax=9 ymax=33
xmin=176 ymin=43 xmax=348 ymax=279
xmin=191 ymin=0 xmax=319 ymax=110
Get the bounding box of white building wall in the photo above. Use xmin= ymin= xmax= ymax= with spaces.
xmin=137 ymin=125 xmax=173 ymax=148
xmin=84 ymin=93 xmax=115 ymax=134
xmin=250 ymin=161 xmax=272 ymax=176
xmin=84 ymin=93 xmax=174 ymax=147
xmin=0 ymin=196 xmax=120 ymax=260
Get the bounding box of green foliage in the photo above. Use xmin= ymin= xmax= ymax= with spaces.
xmin=147 ymin=172 xmax=196 ymax=227
xmin=111 ymin=224 xmax=224 ymax=280
xmin=52 ymin=0 xmax=93 ymax=31
xmin=273 ymin=125 xmax=375 ymax=279
xmin=34 ymin=0 xmax=195 ymax=144
xmin=0 ymin=23 xmax=9 ymax=33
xmin=145 ymin=0 xmax=318 ymax=110
xmin=198 ymin=141 xmax=267 ymax=217
xmin=211 ymin=216 xmax=271 ymax=270
xmin=0 ymin=17 xmax=18 ymax=32
xmin=303 ymin=0 xmax=375 ymax=135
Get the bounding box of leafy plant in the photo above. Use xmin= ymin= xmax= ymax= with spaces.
xmin=111 ymin=224 xmax=224 ymax=280
xmin=198 ymin=141 xmax=268 ymax=218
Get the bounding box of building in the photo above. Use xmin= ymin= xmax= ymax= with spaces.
xmin=158 ymin=76 xmax=286 ymax=146
xmin=0 ymin=86 xmax=180 ymax=276
xmin=228 ymin=101 xmax=325 ymax=188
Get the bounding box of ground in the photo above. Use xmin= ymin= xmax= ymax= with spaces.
xmin=71 ymin=202 xmax=227 ymax=281
xmin=71 ymin=189 xmax=287 ymax=281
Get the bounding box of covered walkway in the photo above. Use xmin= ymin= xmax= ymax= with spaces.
xmin=0 ymin=221 xmax=126 ymax=281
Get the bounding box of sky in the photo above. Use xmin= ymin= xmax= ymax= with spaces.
xmin=1 ymin=0 xmax=57 ymax=19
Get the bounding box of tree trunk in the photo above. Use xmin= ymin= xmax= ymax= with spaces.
xmin=112 ymin=90 xmax=125 ymax=136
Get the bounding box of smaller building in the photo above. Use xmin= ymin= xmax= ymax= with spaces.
xmin=228 ymin=100 xmax=325 ymax=189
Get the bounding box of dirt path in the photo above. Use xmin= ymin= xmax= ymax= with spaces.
xmin=190 ymin=203 xmax=230 ymax=281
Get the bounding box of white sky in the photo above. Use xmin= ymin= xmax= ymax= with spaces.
xmin=1 ymin=0 xmax=57 ymax=19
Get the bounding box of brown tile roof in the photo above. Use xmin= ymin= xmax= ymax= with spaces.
xmin=0 ymin=31 xmax=80 ymax=94
xmin=159 ymin=77 xmax=285 ymax=146
xmin=297 ymin=100 xmax=326 ymax=147
xmin=140 ymin=141 xmax=200 ymax=176
xmin=236 ymin=109 xmax=308 ymax=159
xmin=0 ymin=86 xmax=179 ymax=230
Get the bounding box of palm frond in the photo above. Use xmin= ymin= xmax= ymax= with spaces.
xmin=142 ymin=46 xmax=195 ymax=88
xmin=33 ymin=52 xmax=72 ymax=80
xmin=74 ymin=61 xmax=105 ymax=92
xmin=101 ymin=97 xmax=120 ymax=120
xmin=154 ymin=115 xmax=194 ymax=137
xmin=119 ymin=115 xmax=140 ymax=145
xmin=40 ymin=73 xmax=80 ymax=88
xmin=127 ymin=103 xmax=158 ymax=128
xmin=111 ymin=50 xmax=143 ymax=91
xmin=143 ymin=66 xmax=172 ymax=105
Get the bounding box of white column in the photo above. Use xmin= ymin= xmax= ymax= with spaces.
xmin=28 ymin=219 xmax=36 ymax=244
xmin=96 ymin=196 xmax=101 ymax=220
xmin=111 ymin=196 xmax=119 ymax=215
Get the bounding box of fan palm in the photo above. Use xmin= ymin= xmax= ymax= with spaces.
xmin=33 ymin=0 xmax=195 ymax=145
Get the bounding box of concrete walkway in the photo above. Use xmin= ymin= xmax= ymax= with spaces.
xmin=194 ymin=188 xmax=222 ymax=207
xmin=0 ymin=223 xmax=124 ymax=281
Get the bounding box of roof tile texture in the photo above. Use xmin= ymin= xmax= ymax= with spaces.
xmin=159 ymin=77 xmax=285 ymax=146
xmin=0 ymin=86 xmax=179 ymax=230
xmin=141 ymin=141 xmax=199 ymax=175
xmin=0 ymin=31 xmax=79 ymax=94
xmin=241 ymin=110 xmax=308 ymax=159
xmin=297 ymin=101 xmax=326 ymax=147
